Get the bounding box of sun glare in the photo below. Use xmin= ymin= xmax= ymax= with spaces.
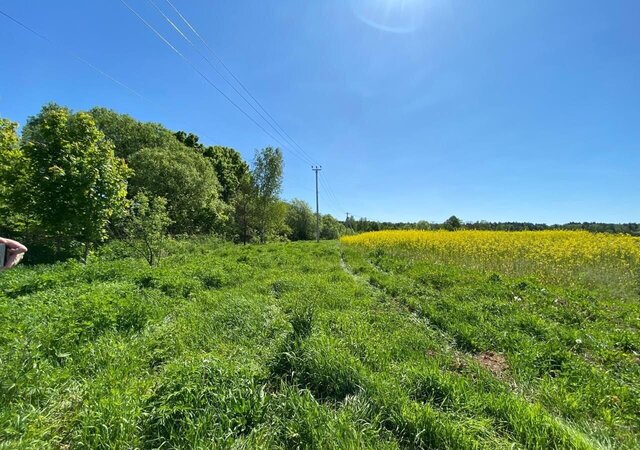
xmin=349 ymin=0 xmax=437 ymax=33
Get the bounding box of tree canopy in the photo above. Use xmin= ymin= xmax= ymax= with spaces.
xmin=443 ymin=215 xmax=462 ymax=231
xmin=89 ymin=107 xmax=178 ymax=159
xmin=286 ymin=199 xmax=315 ymax=241
xmin=129 ymin=146 xmax=227 ymax=234
xmin=203 ymin=146 xmax=250 ymax=204
xmin=0 ymin=119 xmax=23 ymax=232
xmin=19 ymin=104 xmax=130 ymax=256
xmin=251 ymin=147 xmax=284 ymax=243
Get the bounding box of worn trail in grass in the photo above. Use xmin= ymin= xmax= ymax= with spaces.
xmin=0 ymin=240 xmax=636 ymax=448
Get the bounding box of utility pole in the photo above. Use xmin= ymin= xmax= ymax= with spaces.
xmin=312 ymin=166 xmax=322 ymax=242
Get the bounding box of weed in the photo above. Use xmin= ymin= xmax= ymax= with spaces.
xmin=1 ymin=238 xmax=638 ymax=448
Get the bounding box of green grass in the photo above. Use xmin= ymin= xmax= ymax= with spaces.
xmin=0 ymin=239 xmax=638 ymax=448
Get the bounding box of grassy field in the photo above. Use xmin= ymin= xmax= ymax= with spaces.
xmin=1 ymin=235 xmax=639 ymax=448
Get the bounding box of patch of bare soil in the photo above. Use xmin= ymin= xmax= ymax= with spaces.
xmin=474 ymin=351 xmax=509 ymax=376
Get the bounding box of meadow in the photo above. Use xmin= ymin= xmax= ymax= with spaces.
xmin=0 ymin=232 xmax=639 ymax=448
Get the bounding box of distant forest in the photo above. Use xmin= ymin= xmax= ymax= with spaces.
xmin=346 ymin=216 xmax=640 ymax=236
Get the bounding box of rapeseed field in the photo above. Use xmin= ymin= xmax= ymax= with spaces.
xmin=342 ymin=230 xmax=640 ymax=294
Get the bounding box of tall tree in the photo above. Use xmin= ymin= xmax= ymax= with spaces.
xmin=202 ymin=146 xmax=250 ymax=204
xmin=320 ymin=214 xmax=346 ymax=240
xmin=0 ymin=118 xmax=26 ymax=235
xmin=174 ymin=131 xmax=204 ymax=151
xmin=89 ymin=107 xmax=178 ymax=159
xmin=252 ymin=147 xmax=284 ymax=243
xmin=231 ymin=172 xmax=256 ymax=244
xmin=286 ymin=199 xmax=315 ymax=241
xmin=443 ymin=215 xmax=462 ymax=231
xmin=20 ymin=104 xmax=130 ymax=258
xmin=174 ymin=132 xmax=250 ymax=205
xmin=128 ymin=146 xmax=227 ymax=234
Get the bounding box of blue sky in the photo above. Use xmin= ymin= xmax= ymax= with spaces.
xmin=1 ymin=0 xmax=638 ymax=224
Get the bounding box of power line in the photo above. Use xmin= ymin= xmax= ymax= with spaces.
xmin=0 ymin=7 xmax=213 ymax=144
xmin=145 ymin=0 xmax=314 ymax=166
xmin=319 ymin=173 xmax=346 ymax=214
xmin=325 ymin=180 xmax=345 ymax=213
xmin=0 ymin=9 xmax=145 ymax=100
xmin=148 ymin=0 xmax=194 ymax=45
xmin=3 ymin=3 xmax=349 ymax=217
xmin=4 ymin=2 xmax=348 ymax=217
xmin=316 ymin=172 xmax=346 ymax=217
xmin=157 ymin=2 xmax=353 ymax=214
xmin=118 ymin=0 xmax=313 ymax=166
xmin=319 ymin=179 xmax=342 ymax=214
xmin=139 ymin=1 xmax=353 ymax=216
xmin=162 ymin=0 xmax=318 ymax=165
xmin=318 ymin=190 xmax=342 ymax=217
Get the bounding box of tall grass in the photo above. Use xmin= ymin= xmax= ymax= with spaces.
xmin=0 ymin=238 xmax=637 ymax=448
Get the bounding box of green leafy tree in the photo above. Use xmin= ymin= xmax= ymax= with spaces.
xmin=122 ymin=192 xmax=172 ymax=266
xmin=0 ymin=118 xmax=26 ymax=235
xmin=231 ymin=172 xmax=256 ymax=244
xmin=90 ymin=107 xmax=178 ymax=159
xmin=270 ymin=200 xmax=291 ymax=241
xmin=174 ymin=131 xmax=205 ymax=151
xmin=20 ymin=104 xmax=130 ymax=258
xmin=286 ymin=199 xmax=315 ymax=241
xmin=320 ymin=214 xmax=346 ymax=240
xmin=252 ymin=147 xmax=284 ymax=243
xmin=443 ymin=215 xmax=462 ymax=231
xmin=202 ymin=146 xmax=250 ymax=204
xmin=128 ymin=146 xmax=227 ymax=234
xmin=174 ymin=131 xmax=250 ymax=206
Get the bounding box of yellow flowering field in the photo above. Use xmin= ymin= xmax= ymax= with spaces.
xmin=341 ymin=230 xmax=640 ymax=293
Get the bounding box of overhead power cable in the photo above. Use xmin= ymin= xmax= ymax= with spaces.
xmin=318 ymin=190 xmax=340 ymax=216
xmin=319 ymin=174 xmax=346 ymax=214
xmin=158 ymin=1 xmax=353 ymax=213
xmin=145 ymin=0 xmax=313 ymax=166
xmin=162 ymin=0 xmax=318 ymax=165
xmin=0 ymin=7 xmax=201 ymax=135
xmin=3 ymin=2 xmax=348 ymax=215
xmin=118 ymin=0 xmax=314 ymax=166
xmin=134 ymin=0 xmax=351 ymax=214
xmin=0 ymin=9 xmax=145 ymax=100
xmin=322 ymin=175 xmax=343 ymax=209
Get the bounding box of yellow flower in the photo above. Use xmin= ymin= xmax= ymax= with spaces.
xmin=341 ymin=230 xmax=640 ymax=292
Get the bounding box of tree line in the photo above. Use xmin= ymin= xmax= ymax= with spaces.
xmin=2 ymin=103 xmax=633 ymax=264
xmin=0 ymin=103 xmax=345 ymax=264
xmin=346 ymin=215 xmax=640 ymax=235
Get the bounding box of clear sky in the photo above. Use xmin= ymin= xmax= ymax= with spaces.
xmin=1 ymin=0 xmax=638 ymax=224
